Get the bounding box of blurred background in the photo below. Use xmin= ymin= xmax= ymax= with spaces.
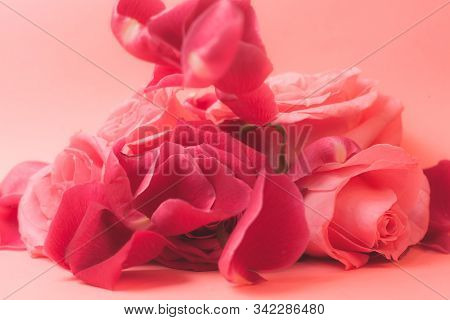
xmin=1 ymin=0 xmax=449 ymax=176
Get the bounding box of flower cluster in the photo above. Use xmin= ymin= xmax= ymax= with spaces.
xmin=0 ymin=0 xmax=447 ymax=289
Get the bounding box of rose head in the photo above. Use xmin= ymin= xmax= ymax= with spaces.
xmin=44 ymin=122 xmax=309 ymax=288
xmin=298 ymin=138 xmax=430 ymax=268
xmin=210 ymin=68 xmax=403 ymax=147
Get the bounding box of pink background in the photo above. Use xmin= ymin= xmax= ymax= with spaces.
xmin=0 ymin=0 xmax=449 ymax=299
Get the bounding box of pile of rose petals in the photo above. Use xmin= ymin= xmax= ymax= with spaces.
xmin=0 ymin=0 xmax=448 ymax=289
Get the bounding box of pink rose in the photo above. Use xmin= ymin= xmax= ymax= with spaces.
xmin=269 ymin=68 xmax=403 ymax=148
xmin=18 ymin=133 xmax=107 ymax=255
xmin=209 ymin=68 xmax=403 ymax=148
xmin=298 ymin=138 xmax=429 ymax=268
xmin=44 ymin=122 xmax=309 ymax=288
xmin=422 ymin=161 xmax=450 ymax=253
xmin=111 ymin=0 xmax=277 ymax=124
xmin=0 ymin=162 xmax=47 ymax=249
xmin=98 ymin=88 xmax=201 ymax=144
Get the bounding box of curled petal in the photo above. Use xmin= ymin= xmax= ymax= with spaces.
xmin=303 ymin=136 xmax=361 ymax=175
xmin=65 ymin=203 xmax=166 ymax=289
xmin=216 ymin=42 xmax=273 ymax=95
xmin=182 ymin=0 xmax=245 ymax=87
xmin=44 ymin=184 xmax=108 ymax=267
xmin=219 ymin=172 xmax=309 ymax=284
xmin=217 ymin=84 xmax=278 ymax=125
xmin=0 ymin=161 xmax=48 ymax=196
xmin=112 ymin=0 xmax=176 ymax=64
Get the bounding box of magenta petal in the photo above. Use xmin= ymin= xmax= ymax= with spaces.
xmin=44 ymin=184 xmax=108 ymax=267
xmin=64 ymin=203 xmax=165 ymax=289
xmin=112 ymin=0 xmax=176 ymax=63
xmin=116 ymin=0 xmax=165 ymax=24
xmin=151 ymin=199 xmax=239 ymax=236
xmin=422 ymin=160 xmax=450 ymax=253
xmin=0 ymin=195 xmax=23 ymax=249
xmin=219 ymin=173 xmax=309 ymax=284
xmin=75 ymin=230 xmax=166 ymax=289
xmin=182 ymin=0 xmax=245 ymax=88
xmin=215 ymin=42 xmax=273 ymax=95
xmin=217 ymin=84 xmax=278 ymax=125
xmin=148 ymin=0 xmax=202 ymax=50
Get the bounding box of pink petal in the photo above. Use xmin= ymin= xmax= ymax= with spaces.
xmin=422 ymin=160 xmax=450 ymax=253
xmin=215 ymin=42 xmax=273 ymax=95
xmin=219 ymin=172 xmax=309 ymax=284
xmin=217 ymin=83 xmax=278 ymax=125
xmin=0 ymin=161 xmax=48 ymax=196
xmin=303 ymin=136 xmax=361 ymax=175
xmin=182 ymin=0 xmax=245 ymax=87
xmin=0 ymin=161 xmax=47 ymax=250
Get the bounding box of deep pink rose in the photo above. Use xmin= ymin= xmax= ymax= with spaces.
xmin=298 ymin=138 xmax=429 ymax=268
xmin=111 ymin=0 xmax=277 ymax=124
xmin=18 ymin=133 xmax=107 ymax=255
xmin=209 ymin=68 xmax=403 ymax=147
xmin=0 ymin=162 xmax=47 ymax=249
xmin=98 ymin=88 xmax=201 ymax=144
xmin=422 ymin=161 xmax=450 ymax=253
xmin=44 ymin=123 xmax=309 ymax=288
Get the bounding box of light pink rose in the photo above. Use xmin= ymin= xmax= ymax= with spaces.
xmin=18 ymin=133 xmax=107 ymax=255
xmin=207 ymin=68 xmax=403 ymax=149
xmin=98 ymin=88 xmax=201 ymax=144
xmin=0 ymin=162 xmax=47 ymax=249
xmin=299 ymin=139 xmax=430 ymax=268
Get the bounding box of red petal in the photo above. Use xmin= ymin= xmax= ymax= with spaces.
xmin=215 ymin=42 xmax=273 ymax=94
xmin=182 ymin=0 xmax=245 ymax=87
xmin=217 ymin=83 xmax=278 ymax=125
xmin=64 ymin=203 xmax=165 ymax=289
xmin=0 ymin=195 xmax=23 ymax=249
xmin=219 ymin=172 xmax=309 ymax=284
xmin=44 ymin=184 xmax=108 ymax=267
xmin=422 ymin=160 xmax=450 ymax=253
xmin=151 ymin=199 xmax=239 ymax=236
xmin=75 ymin=230 xmax=166 ymax=289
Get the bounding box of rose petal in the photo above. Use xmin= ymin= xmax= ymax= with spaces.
xmin=112 ymin=0 xmax=177 ymax=64
xmin=182 ymin=0 xmax=245 ymax=87
xmin=217 ymin=83 xmax=278 ymax=125
xmin=44 ymin=183 xmax=108 ymax=267
xmin=215 ymin=42 xmax=273 ymax=95
xmin=219 ymin=172 xmax=309 ymax=284
xmin=151 ymin=199 xmax=239 ymax=236
xmin=64 ymin=203 xmax=166 ymax=289
xmin=422 ymin=160 xmax=450 ymax=253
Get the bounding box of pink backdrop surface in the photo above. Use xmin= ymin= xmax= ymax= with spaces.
xmin=0 ymin=0 xmax=449 ymax=299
